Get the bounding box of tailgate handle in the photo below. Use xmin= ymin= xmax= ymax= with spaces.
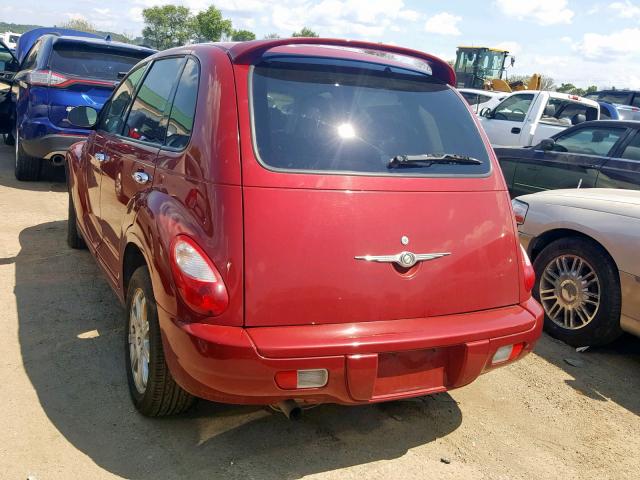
xmin=511 ymin=127 xmax=521 ymax=134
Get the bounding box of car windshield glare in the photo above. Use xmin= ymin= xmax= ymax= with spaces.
xmin=251 ymin=58 xmax=490 ymax=176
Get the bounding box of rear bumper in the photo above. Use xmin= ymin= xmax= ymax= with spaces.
xmin=22 ymin=133 xmax=88 ymax=160
xmin=159 ymin=297 xmax=544 ymax=405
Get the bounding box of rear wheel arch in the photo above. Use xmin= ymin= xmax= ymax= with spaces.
xmin=122 ymin=240 xmax=151 ymax=298
xmin=529 ymin=228 xmax=617 ymax=270
xmin=530 ymin=230 xmax=623 ymax=346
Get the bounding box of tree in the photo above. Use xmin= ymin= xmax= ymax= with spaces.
xmin=264 ymin=33 xmax=281 ymax=39
xmin=292 ymin=27 xmax=319 ymax=37
xmin=193 ymin=5 xmax=232 ymax=42
xmin=585 ymin=85 xmax=598 ymax=94
xmin=142 ymin=5 xmax=193 ymax=50
xmin=60 ymin=18 xmax=96 ymax=33
xmin=231 ymin=29 xmax=256 ymax=41
xmin=540 ymin=76 xmax=556 ymax=91
xmin=556 ymin=83 xmax=578 ymax=93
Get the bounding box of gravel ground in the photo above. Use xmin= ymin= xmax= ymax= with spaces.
xmin=0 ymin=142 xmax=639 ymax=480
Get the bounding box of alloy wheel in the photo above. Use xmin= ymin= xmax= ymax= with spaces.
xmin=128 ymin=288 xmax=150 ymax=394
xmin=539 ymin=254 xmax=600 ymax=330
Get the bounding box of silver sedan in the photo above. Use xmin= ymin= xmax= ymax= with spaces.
xmin=512 ymin=188 xmax=640 ymax=346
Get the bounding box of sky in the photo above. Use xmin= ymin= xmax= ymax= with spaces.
xmin=3 ymin=0 xmax=640 ymax=88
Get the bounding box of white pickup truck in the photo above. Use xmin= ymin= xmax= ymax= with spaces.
xmin=479 ymin=91 xmax=600 ymax=147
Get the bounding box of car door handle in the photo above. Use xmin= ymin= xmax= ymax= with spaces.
xmin=95 ymin=152 xmax=107 ymax=162
xmin=511 ymin=127 xmax=521 ymax=134
xmin=132 ymin=171 xmax=150 ymax=185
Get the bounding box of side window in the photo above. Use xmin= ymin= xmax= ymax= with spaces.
xmin=164 ymin=58 xmax=199 ymax=149
xmin=632 ymin=94 xmax=640 ymax=109
xmin=124 ymin=57 xmax=184 ymax=145
xmin=553 ymin=127 xmax=625 ymax=156
xmin=621 ymin=132 xmax=640 ymax=161
xmin=493 ymin=94 xmax=534 ymax=122
xmin=21 ymin=41 xmax=40 ymax=70
xmin=540 ymin=98 xmax=598 ymax=126
xmin=97 ymin=65 xmax=147 ymax=134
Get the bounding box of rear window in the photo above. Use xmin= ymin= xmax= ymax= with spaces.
xmin=50 ymin=43 xmax=149 ymax=81
xmin=591 ymin=91 xmax=633 ymax=105
xmin=251 ymin=58 xmax=490 ymax=176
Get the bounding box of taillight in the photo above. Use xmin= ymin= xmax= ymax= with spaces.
xmin=27 ymin=69 xmax=69 ymax=86
xmin=520 ymin=244 xmax=535 ymax=293
xmin=170 ymin=235 xmax=229 ymax=316
xmin=511 ymin=199 xmax=529 ymax=225
xmin=26 ymin=69 xmax=115 ymax=88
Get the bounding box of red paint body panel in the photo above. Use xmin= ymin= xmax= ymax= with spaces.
xmin=159 ymin=298 xmax=543 ymax=405
xmin=66 ymin=39 xmax=544 ymax=408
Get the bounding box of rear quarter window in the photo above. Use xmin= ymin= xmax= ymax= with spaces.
xmin=251 ymin=58 xmax=490 ymax=176
xmin=50 ymin=43 xmax=149 ymax=81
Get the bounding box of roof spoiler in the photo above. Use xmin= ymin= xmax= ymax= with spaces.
xmin=226 ymin=37 xmax=456 ymax=86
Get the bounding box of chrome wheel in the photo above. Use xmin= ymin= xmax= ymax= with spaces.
xmin=539 ymin=254 xmax=600 ymax=330
xmin=128 ymin=288 xmax=150 ymax=394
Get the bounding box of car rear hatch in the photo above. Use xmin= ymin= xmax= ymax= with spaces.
xmin=235 ymin=48 xmax=520 ymax=328
xmin=46 ymin=40 xmax=149 ymax=128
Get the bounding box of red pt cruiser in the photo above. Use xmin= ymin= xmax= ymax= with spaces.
xmin=65 ymin=38 xmax=543 ymax=417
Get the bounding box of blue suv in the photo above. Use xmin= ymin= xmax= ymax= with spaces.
xmin=0 ymin=28 xmax=155 ymax=180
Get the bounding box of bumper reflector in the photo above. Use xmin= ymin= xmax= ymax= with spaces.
xmin=275 ymin=369 xmax=329 ymax=390
xmin=491 ymin=343 xmax=525 ymax=365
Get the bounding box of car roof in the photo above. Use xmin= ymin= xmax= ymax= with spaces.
xmin=16 ymin=28 xmax=155 ymax=63
xmin=458 ymin=88 xmax=504 ymax=97
xmin=566 ymin=119 xmax=640 ymax=129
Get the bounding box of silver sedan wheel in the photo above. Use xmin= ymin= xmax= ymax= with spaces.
xmin=128 ymin=288 xmax=150 ymax=394
xmin=539 ymin=254 xmax=601 ymax=330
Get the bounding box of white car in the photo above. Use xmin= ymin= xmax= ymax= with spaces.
xmin=479 ymin=91 xmax=600 ymax=147
xmin=513 ymin=188 xmax=640 ymax=346
xmin=458 ymin=88 xmax=506 ymax=114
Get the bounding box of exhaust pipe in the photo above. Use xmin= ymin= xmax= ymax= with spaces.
xmin=277 ymin=400 xmax=302 ymax=420
xmin=50 ymin=154 xmax=65 ymax=167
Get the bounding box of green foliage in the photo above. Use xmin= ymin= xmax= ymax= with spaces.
xmin=556 ymin=83 xmax=597 ymax=96
xmin=231 ymin=29 xmax=256 ymax=41
xmin=264 ymin=33 xmax=281 ymax=39
xmin=60 ymin=18 xmax=96 ymax=33
xmin=141 ymin=4 xmax=243 ymax=49
xmin=142 ymin=5 xmax=193 ymax=50
xmin=193 ymin=6 xmax=233 ymax=42
xmin=292 ymin=27 xmax=319 ymax=37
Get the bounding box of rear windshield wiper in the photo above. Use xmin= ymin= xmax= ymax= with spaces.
xmin=388 ymin=153 xmax=483 ymax=168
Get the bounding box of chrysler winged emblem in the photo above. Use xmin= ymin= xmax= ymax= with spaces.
xmin=355 ymin=235 xmax=450 ymax=268
xmin=355 ymin=251 xmax=450 ymax=268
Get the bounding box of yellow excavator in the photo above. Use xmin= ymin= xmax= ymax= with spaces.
xmin=453 ymin=46 xmax=541 ymax=93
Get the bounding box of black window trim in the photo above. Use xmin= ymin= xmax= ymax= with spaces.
xmin=247 ymin=63 xmax=492 ymax=179
xmin=611 ymin=128 xmax=640 ymax=160
xmin=95 ymin=60 xmax=151 ymax=135
xmin=160 ymin=54 xmax=201 ymax=153
xmin=114 ymin=54 xmax=188 ymax=149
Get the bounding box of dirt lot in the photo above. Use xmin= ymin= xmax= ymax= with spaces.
xmin=0 ymin=143 xmax=639 ymax=480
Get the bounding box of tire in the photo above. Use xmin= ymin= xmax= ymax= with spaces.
xmin=533 ymin=237 xmax=622 ymax=347
xmin=3 ymin=132 xmax=15 ymax=146
xmin=125 ymin=266 xmax=195 ymax=416
xmin=14 ymin=130 xmax=41 ymax=181
xmin=67 ymin=192 xmax=86 ymax=249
